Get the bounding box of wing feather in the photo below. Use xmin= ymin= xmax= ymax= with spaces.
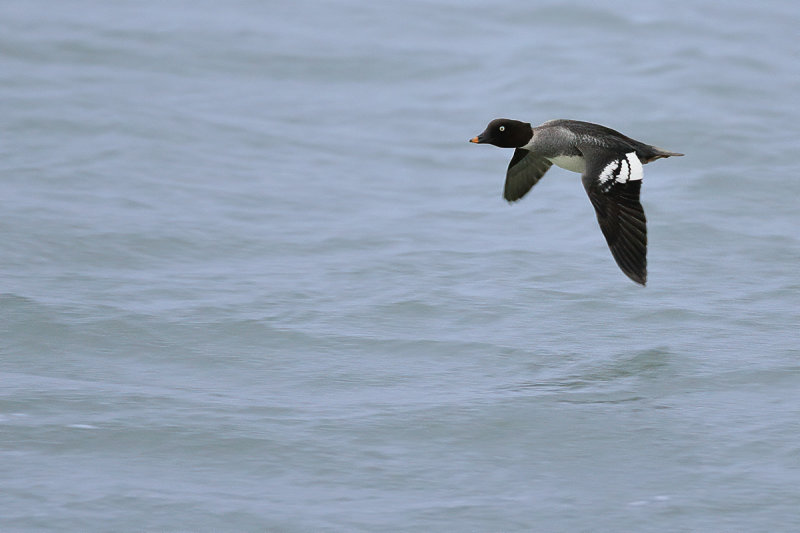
xmin=582 ymin=153 xmax=648 ymax=285
xmin=503 ymin=149 xmax=553 ymax=202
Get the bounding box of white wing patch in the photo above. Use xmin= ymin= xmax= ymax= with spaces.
xmin=598 ymin=152 xmax=643 ymax=192
xmin=625 ymin=152 xmax=644 ymax=182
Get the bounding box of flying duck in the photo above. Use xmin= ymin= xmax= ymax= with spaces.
xmin=470 ymin=118 xmax=683 ymax=285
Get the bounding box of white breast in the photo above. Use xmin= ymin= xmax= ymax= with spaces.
xmin=548 ymin=154 xmax=586 ymax=174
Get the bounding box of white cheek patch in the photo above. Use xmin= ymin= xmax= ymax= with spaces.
xmin=598 ymin=152 xmax=643 ymax=192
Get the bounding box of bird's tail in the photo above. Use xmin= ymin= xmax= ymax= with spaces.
xmin=641 ymin=145 xmax=684 ymax=163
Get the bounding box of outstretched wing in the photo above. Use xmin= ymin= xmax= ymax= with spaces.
xmin=504 ymin=149 xmax=553 ymax=202
xmin=581 ymin=152 xmax=648 ymax=285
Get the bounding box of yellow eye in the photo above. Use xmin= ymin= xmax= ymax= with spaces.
xmin=499 ymin=126 xmax=505 ymax=132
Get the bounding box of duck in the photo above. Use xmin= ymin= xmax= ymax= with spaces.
xmin=470 ymin=118 xmax=683 ymax=285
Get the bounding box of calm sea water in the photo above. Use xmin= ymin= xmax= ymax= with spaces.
xmin=2 ymin=0 xmax=800 ymax=531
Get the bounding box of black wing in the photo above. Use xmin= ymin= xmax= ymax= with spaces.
xmin=581 ymin=154 xmax=648 ymax=285
xmin=504 ymin=149 xmax=553 ymax=202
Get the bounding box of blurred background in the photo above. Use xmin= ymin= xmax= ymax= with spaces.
xmin=2 ymin=0 xmax=799 ymax=531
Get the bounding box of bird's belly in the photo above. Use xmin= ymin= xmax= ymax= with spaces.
xmin=548 ymin=154 xmax=586 ymax=174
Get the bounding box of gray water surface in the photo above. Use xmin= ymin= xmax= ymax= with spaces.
xmin=2 ymin=0 xmax=800 ymax=531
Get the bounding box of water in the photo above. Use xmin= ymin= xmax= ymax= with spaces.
xmin=2 ymin=0 xmax=799 ymax=531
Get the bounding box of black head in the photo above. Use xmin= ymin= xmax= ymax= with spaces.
xmin=469 ymin=118 xmax=532 ymax=148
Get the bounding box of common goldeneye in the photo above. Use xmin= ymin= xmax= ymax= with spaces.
xmin=470 ymin=118 xmax=683 ymax=285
